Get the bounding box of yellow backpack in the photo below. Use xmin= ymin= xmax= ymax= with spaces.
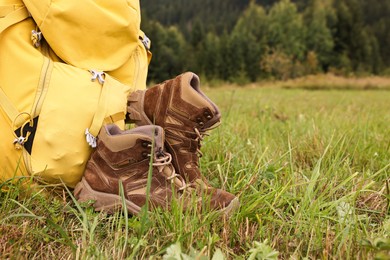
xmin=0 ymin=0 xmax=150 ymax=187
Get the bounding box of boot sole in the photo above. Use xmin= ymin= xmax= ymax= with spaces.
xmin=74 ymin=178 xmax=141 ymax=215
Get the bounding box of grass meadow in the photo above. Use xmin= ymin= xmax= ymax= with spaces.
xmin=1 ymin=76 xmax=390 ymax=259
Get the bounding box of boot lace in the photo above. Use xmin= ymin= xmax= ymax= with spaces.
xmin=193 ymin=119 xmax=221 ymax=158
xmin=153 ymin=147 xmax=187 ymax=191
xmin=194 ymin=127 xmax=209 ymax=158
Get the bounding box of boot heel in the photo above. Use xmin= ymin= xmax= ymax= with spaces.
xmin=74 ymin=177 xmax=93 ymax=201
xmin=74 ymin=178 xmax=141 ymax=214
xmin=127 ymin=90 xmax=144 ymax=123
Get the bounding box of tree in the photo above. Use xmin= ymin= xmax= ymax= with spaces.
xmin=198 ymin=32 xmax=222 ymax=80
xmin=361 ymin=0 xmax=390 ymax=71
xmin=267 ymin=0 xmax=306 ymax=61
xmin=333 ymin=0 xmax=381 ymax=73
xmin=145 ymin=22 xmax=187 ymax=82
xmin=303 ymin=0 xmax=335 ymax=71
xmin=232 ymin=1 xmax=268 ymax=81
xmin=141 ymin=0 xmax=390 ymax=81
xmin=190 ymin=19 xmax=205 ymax=48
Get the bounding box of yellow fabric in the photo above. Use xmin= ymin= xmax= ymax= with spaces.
xmin=0 ymin=110 xmax=29 ymax=180
xmin=0 ymin=5 xmax=27 ymax=32
xmin=22 ymin=0 xmax=141 ymax=71
xmin=29 ymin=63 xmax=130 ymax=187
xmin=87 ymin=75 xmax=128 ymax=137
xmin=0 ymin=1 xmax=150 ymax=187
xmin=108 ymin=35 xmax=152 ymax=91
xmin=0 ymin=88 xmax=19 ymax=124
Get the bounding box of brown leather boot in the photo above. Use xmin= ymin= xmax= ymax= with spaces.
xmin=127 ymin=72 xmax=239 ymax=214
xmin=74 ymin=124 xmax=187 ymax=215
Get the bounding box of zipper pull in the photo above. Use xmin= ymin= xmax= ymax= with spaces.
xmin=85 ymin=128 xmax=97 ymax=148
xmin=13 ymin=136 xmax=26 ymax=150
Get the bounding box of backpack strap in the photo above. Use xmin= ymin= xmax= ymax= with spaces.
xmin=0 ymin=87 xmax=34 ymax=149
xmin=85 ymin=72 xmax=126 ymax=148
xmin=0 ymin=86 xmax=36 ymax=128
xmin=0 ymin=6 xmax=29 ymax=34
xmin=0 ymin=87 xmax=19 ymax=123
xmin=0 ymin=5 xmax=30 ymax=117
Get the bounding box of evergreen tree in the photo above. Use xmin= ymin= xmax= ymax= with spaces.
xmin=145 ymin=22 xmax=187 ymax=82
xmin=303 ymin=0 xmax=335 ymax=71
xmin=190 ymin=19 xmax=205 ymax=48
xmin=362 ymin=0 xmax=390 ymax=71
xmin=199 ymin=32 xmax=222 ymax=80
xmin=232 ymin=1 xmax=268 ymax=81
xmin=217 ymin=32 xmax=233 ymax=81
xmin=226 ymin=33 xmax=248 ymax=83
xmin=333 ymin=0 xmax=381 ymax=73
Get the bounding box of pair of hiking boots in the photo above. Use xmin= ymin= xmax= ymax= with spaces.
xmin=74 ymin=72 xmax=239 ymax=215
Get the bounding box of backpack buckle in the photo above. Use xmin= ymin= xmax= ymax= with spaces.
xmin=89 ymin=70 xmax=105 ymax=84
xmin=31 ymin=30 xmax=42 ymax=48
xmin=140 ymin=35 xmax=151 ymax=50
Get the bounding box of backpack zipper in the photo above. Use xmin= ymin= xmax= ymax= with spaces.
xmin=24 ymin=56 xmax=53 ymax=174
xmin=31 ymin=57 xmax=53 ymax=118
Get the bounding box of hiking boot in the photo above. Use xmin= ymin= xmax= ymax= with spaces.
xmin=74 ymin=124 xmax=186 ymax=215
xmin=127 ymin=72 xmax=239 ymax=214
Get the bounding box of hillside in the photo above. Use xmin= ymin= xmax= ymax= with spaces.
xmin=141 ymin=0 xmax=282 ymax=35
xmin=140 ymin=0 xmax=390 ymax=83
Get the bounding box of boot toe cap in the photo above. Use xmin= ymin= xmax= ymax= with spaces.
xmin=210 ymin=188 xmax=240 ymax=215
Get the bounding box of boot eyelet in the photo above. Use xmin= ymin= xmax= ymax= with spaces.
xmin=204 ymin=111 xmax=213 ymax=120
xmin=142 ymin=152 xmax=149 ymax=158
xmin=142 ymin=141 xmax=150 ymax=148
xmin=196 ymin=117 xmax=204 ymax=127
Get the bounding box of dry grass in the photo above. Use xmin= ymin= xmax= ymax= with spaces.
xmin=204 ymin=74 xmax=390 ymax=90
xmin=279 ymin=73 xmax=390 ymax=90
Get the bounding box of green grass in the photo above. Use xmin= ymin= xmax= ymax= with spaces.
xmin=1 ymin=85 xmax=390 ymax=259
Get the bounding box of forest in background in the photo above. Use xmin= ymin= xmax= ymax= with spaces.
xmin=140 ymin=0 xmax=390 ymax=84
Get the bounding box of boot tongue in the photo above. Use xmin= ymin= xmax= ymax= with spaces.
xmin=179 ymin=73 xmax=216 ymax=116
xmin=127 ymin=125 xmax=165 ymax=151
xmin=179 ymin=72 xmax=221 ymax=129
xmin=137 ymin=126 xmax=186 ymax=189
xmin=152 ymin=126 xmax=165 ymax=152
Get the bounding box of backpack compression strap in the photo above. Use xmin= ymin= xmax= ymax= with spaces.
xmin=0 ymin=87 xmax=19 ymax=124
xmin=0 ymin=6 xmax=29 ymax=34
xmin=0 ymin=5 xmax=30 ymax=117
xmin=85 ymin=72 xmax=127 ymax=148
xmin=0 ymin=87 xmax=35 ymax=151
